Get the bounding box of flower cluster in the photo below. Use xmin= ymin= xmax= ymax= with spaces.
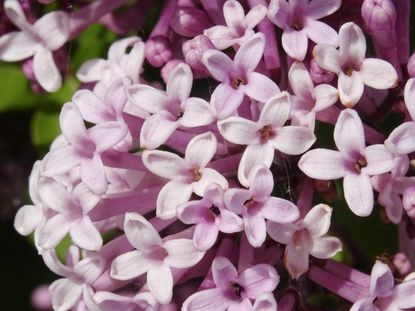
xmin=5 ymin=0 xmax=415 ymax=310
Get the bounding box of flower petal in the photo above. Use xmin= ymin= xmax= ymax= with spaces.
xmin=281 ymin=29 xmax=308 ymax=61
xmin=334 ymin=108 xmax=365 ymax=157
xmin=386 ymin=122 xmax=415 ymax=155
xmin=310 ymin=236 xmax=342 ymax=259
xmin=250 ymin=165 xmax=274 ymax=202
xmin=204 ymin=25 xmax=238 ymax=50
xmin=313 ymin=84 xmax=339 ymax=111
xmin=244 ymin=215 xmax=267 ymax=247
xmin=244 ymin=4 xmax=267 ymax=29
xmin=285 ymin=243 xmax=310 ymax=279
xmin=0 ymin=31 xmax=36 ymax=61
xmin=238 ymin=264 xmax=279 ymax=299
xmin=288 ymin=61 xmax=314 ymax=98
xmin=272 ymin=126 xmax=316 ymax=155
xmin=364 ymin=144 xmax=395 ymax=175
xmin=305 ymin=20 xmax=338 ymax=46
xmin=76 ymin=59 xmax=107 ymax=83
xmin=33 ymin=47 xmax=62 ymax=92
xmin=361 ymin=58 xmax=398 ymax=89
xmin=234 ymin=33 xmax=265 ymax=74
xmin=124 ymin=213 xmax=162 ymax=250
xmin=338 ymin=71 xmax=364 ymax=107
xmin=110 ymin=250 xmax=151 ymax=280
xmin=267 ymin=221 xmax=295 ymax=244
xmin=14 ymin=205 xmax=43 ymax=236
xmin=223 ymin=0 xmax=245 ymax=27
xmin=126 ymin=84 xmax=168 ymax=114
xmin=303 ymin=204 xmax=332 ymax=236
xmin=182 ymin=288 xmax=229 ymax=311
xmin=185 ymin=132 xmax=217 ymax=167
xmin=33 ymin=11 xmax=69 ymax=50
xmin=164 ymin=238 xmax=205 ymax=267
xmin=210 ymin=83 xmax=244 ymax=119
xmin=261 ymin=197 xmax=300 ymax=223
xmin=89 ymin=122 xmax=127 ymax=152
xmin=202 ymin=50 xmax=233 ymax=82
xmin=142 ymin=150 xmax=188 ymax=180
xmin=258 ymin=91 xmax=291 ymax=128
xmin=42 ymin=145 xmax=80 ymax=176
xmin=218 ymin=117 xmax=259 ymax=145
xmin=140 ymin=114 xmax=179 ymax=149
xmin=343 ymin=173 xmax=374 ymax=216
xmin=50 ymin=279 xmax=82 ymax=311
xmin=38 ymin=214 xmax=70 ymax=249
xmin=193 ymin=223 xmax=219 ymax=251
xmin=166 ymin=63 xmax=193 ymax=101
xmin=307 ymin=0 xmax=341 ymax=19
xmin=212 ymin=256 xmax=238 ymax=289
xmin=404 ymin=78 xmax=415 ymax=121
xmin=299 ymin=149 xmax=347 ymax=180
xmin=313 ymin=44 xmax=340 ymax=73
xmin=181 ymin=97 xmax=215 ymax=127
xmin=193 ymin=168 xmax=228 ymax=196
xmin=81 ymin=156 xmax=107 ymax=195
xmin=147 ymin=265 xmax=173 ymax=304
xmin=157 ymin=181 xmax=193 ymax=219
xmin=70 ymin=216 xmax=103 ymax=251
xmin=369 ymin=260 xmax=394 ymax=297
xmin=245 ymin=72 xmax=280 ymax=103
xmin=238 ymin=143 xmax=274 ymax=187
xmin=339 ymin=22 xmax=366 ymax=68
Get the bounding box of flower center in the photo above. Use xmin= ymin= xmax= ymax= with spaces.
xmin=244 ymin=198 xmax=255 ymax=208
xmin=209 ymin=205 xmax=220 ymax=216
xmin=353 ymin=157 xmax=367 ymax=173
xmin=258 ymin=125 xmax=275 ymax=143
xmin=192 ymin=167 xmax=202 ymax=181
xmin=232 ymin=282 xmax=243 ymax=298
xmin=231 ymin=77 xmax=246 ymax=89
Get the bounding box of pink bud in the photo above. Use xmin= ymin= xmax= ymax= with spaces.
xmin=171 ymin=7 xmax=213 ymax=37
xmin=31 ymin=285 xmax=52 ymax=310
xmin=182 ymin=35 xmax=214 ymax=72
xmin=408 ymin=51 xmax=415 ymax=77
xmin=361 ymin=0 xmax=396 ymax=31
xmin=392 ymin=253 xmax=412 ymax=278
xmin=161 ymin=59 xmax=185 ymax=83
xmin=403 ymin=187 xmax=415 ymax=218
xmin=145 ymin=35 xmax=173 ymax=67
xmin=309 ymin=59 xmax=334 ymax=84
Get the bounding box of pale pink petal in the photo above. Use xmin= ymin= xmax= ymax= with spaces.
xmin=239 ymin=264 xmax=279 ymax=299
xmin=59 ymin=103 xmax=87 ymax=146
xmin=361 ymin=58 xmax=398 ymax=89
xmin=89 ymin=122 xmax=127 ymax=152
xmin=177 ymin=201 xmax=212 ymax=224
xmin=305 ymin=20 xmax=338 ymax=46
xmin=110 ymin=250 xmax=152 ymax=280
xmin=33 ymin=47 xmax=62 ymax=92
xmin=202 ymin=50 xmax=233 ymax=82
xmin=229 ymin=299 xmax=252 ymax=311
xmin=266 ymin=222 xmax=295 ymax=244
xmin=76 ymin=59 xmax=107 ymax=82
xmin=124 ymin=212 xmax=162 ymax=249
xmin=38 ymin=179 xmax=70 ymax=212
xmin=166 ymin=63 xmax=193 ymax=101
xmin=81 ymin=156 xmax=107 ymax=195
xmin=164 ymin=239 xmax=205 ymax=267
xmin=334 ymin=108 xmax=365 ymax=157
xmin=267 ymin=0 xmax=290 ymax=29
xmin=285 ymin=243 xmax=309 ymax=279
xmin=125 ymin=41 xmax=145 ymax=83
xmin=33 ymin=11 xmax=69 ymax=50
xmin=281 ymin=29 xmax=308 ymax=61
xmin=0 ymin=31 xmax=36 ymax=61
xmin=142 ymin=150 xmax=188 ymax=180
xmin=253 ymin=293 xmax=277 ymax=311
xmin=288 ymin=62 xmax=314 ymax=98
xmin=244 ymin=5 xmax=267 ymax=29
xmin=338 ymin=71 xmax=364 ymax=107
xmin=204 ymin=25 xmax=238 ymax=50
xmin=70 ymin=216 xmax=103 ymax=251
xmin=140 ymin=114 xmax=179 ymax=149
xmin=261 ymin=197 xmax=299 ymax=223
xmin=210 ymin=84 xmax=244 ymax=119
xmin=258 ymin=92 xmax=291 ymax=128
xmin=193 ymin=223 xmax=219 ymax=250
xmin=343 ymin=173 xmax=374 ymax=216
xmin=339 ymin=22 xmax=366 ymax=67
xmin=238 ymin=143 xmax=275 ymax=187
xmin=245 ymin=72 xmax=280 ymax=103
xmin=185 ymin=132 xmax=217 ymax=167
xmin=91 ymin=292 xmax=136 ymax=311
xmin=234 ymin=33 xmax=265 ymax=73
xmin=303 ymin=204 xmax=332 ymax=237
xmin=147 ymin=265 xmax=173 ymax=304
xmin=14 ymin=205 xmax=43 ymax=236
xmin=244 ymin=215 xmax=267 ymax=247
xmin=108 ymin=36 xmax=141 ymax=62
xmin=38 ymin=214 xmax=70 ymax=249
xmin=391 ymin=281 xmax=415 ymax=308
xmin=404 ymin=78 xmax=415 ymax=121
xmin=72 ymin=90 xmax=107 ymax=124
xmin=313 ymin=84 xmax=339 ymax=111
xmin=313 ymin=44 xmax=341 ymax=73
xmin=126 ymin=84 xmax=168 ymax=114
xmin=218 ymin=117 xmax=259 ymax=145
xmin=74 ymin=256 xmax=105 ymax=284
xmin=42 ymin=145 xmax=80 ymax=176
xmin=250 ymin=165 xmax=273 ymax=202
xmin=224 ymin=188 xmax=251 ymax=215
xmin=310 ymin=236 xmax=342 ymax=259
xmin=369 ymin=261 xmax=394 ymax=297
xmin=386 ymin=122 xmax=415 ymax=155
xmin=50 ymin=279 xmax=82 ymax=311
xmin=181 ymin=98 xmax=215 ymax=127
xmin=364 ymin=144 xmax=395 ymax=175
xmin=212 ymin=256 xmax=238 ymax=289
xmin=193 ymin=168 xmax=228 ymax=196
xmin=306 ymin=0 xmax=341 ymax=19
xmin=4 ymin=0 xmax=33 ymax=32
xmin=182 ymin=288 xmax=229 ymax=311
xmin=218 ymin=209 xmax=244 ymax=233
xmin=271 ymin=126 xmax=316 ymax=155
xmin=223 ymin=0 xmax=245 ymax=27
xmin=42 ymin=250 xmax=72 ymax=277
xmin=157 ymin=181 xmax=193 ymax=219
xmin=298 ymin=148 xmax=347 ymax=180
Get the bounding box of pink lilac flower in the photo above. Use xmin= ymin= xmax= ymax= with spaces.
xmin=313 ymin=22 xmax=398 ymax=107
xmin=110 ymin=213 xmax=205 ymax=304
xmin=267 ymin=0 xmax=341 ymax=61
xmin=142 ymin=132 xmax=228 ymax=219
xmin=204 ymin=0 xmax=267 ymax=50
xmin=267 ymin=204 xmax=342 ymax=279
xmin=351 ymin=260 xmax=415 ymax=310
xmin=219 ymin=91 xmax=316 ymax=186
xmin=182 ymin=256 xmax=279 ymax=310
xmin=299 ymin=109 xmax=396 ymax=216
xmin=83 ymin=290 xmax=158 ymax=311
xmin=0 ymin=0 xmax=69 ymax=92
xmin=225 ymin=165 xmax=299 ymax=247
xmin=177 ymin=183 xmax=243 ymax=251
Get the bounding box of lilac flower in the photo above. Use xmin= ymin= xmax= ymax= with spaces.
xmin=267 ymin=0 xmax=341 ymax=61
xmin=182 ymin=256 xmax=279 ymax=310
xmin=127 ymin=63 xmax=214 ymax=149
xmin=84 ymin=290 xmax=157 ymax=311
xmin=299 ymin=109 xmax=395 ymax=216
xmin=0 ymin=0 xmax=69 ymax=92
xmin=203 ymin=32 xmax=280 ymax=115
xmin=313 ymin=22 xmax=398 ymax=107
xmin=351 ymin=260 xmax=415 ymax=310
xmin=177 ymin=183 xmax=243 ymax=251
xmin=219 ymin=91 xmax=315 ymax=186
xmin=225 ymin=165 xmax=299 ymax=247
xmin=267 ymin=204 xmax=342 ymax=279
xmin=204 ymin=0 xmax=267 ymax=50
xmin=142 ymin=132 xmax=228 ymax=219
xmin=110 ymin=213 xmax=205 ymax=304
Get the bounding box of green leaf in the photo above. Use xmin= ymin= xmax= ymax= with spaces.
xmin=31 ymin=110 xmax=61 ymax=151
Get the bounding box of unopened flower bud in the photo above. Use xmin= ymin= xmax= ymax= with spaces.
xmin=182 ymin=35 xmax=215 ymax=72
xmin=31 ymin=285 xmax=52 ymax=310
xmin=145 ymin=35 xmax=173 ymax=67
xmin=161 ymin=59 xmax=185 ymax=83
xmin=171 ymin=7 xmax=213 ymax=37
xmin=361 ymin=0 xmax=396 ymax=31
xmin=392 ymin=253 xmax=412 ymax=278
xmin=403 ymin=187 xmax=415 ymax=218
xmin=309 ymin=59 xmax=334 ymax=84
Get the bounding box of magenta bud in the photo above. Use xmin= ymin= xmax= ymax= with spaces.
xmin=145 ymin=35 xmax=173 ymax=68
xmin=403 ymin=187 xmax=415 ymax=218
xmin=22 ymin=59 xmax=43 ymax=93
xmin=392 ymin=253 xmax=412 ymax=278
xmin=31 ymin=285 xmax=52 ymax=310
xmin=182 ymin=35 xmax=215 ymax=72
xmin=309 ymin=59 xmax=334 ymax=84
xmin=171 ymin=7 xmax=213 ymax=37
xmin=361 ymin=0 xmax=396 ymax=31
xmin=408 ymin=51 xmax=415 ymax=77
xmin=161 ymin=59 xmax=185 ymax=83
